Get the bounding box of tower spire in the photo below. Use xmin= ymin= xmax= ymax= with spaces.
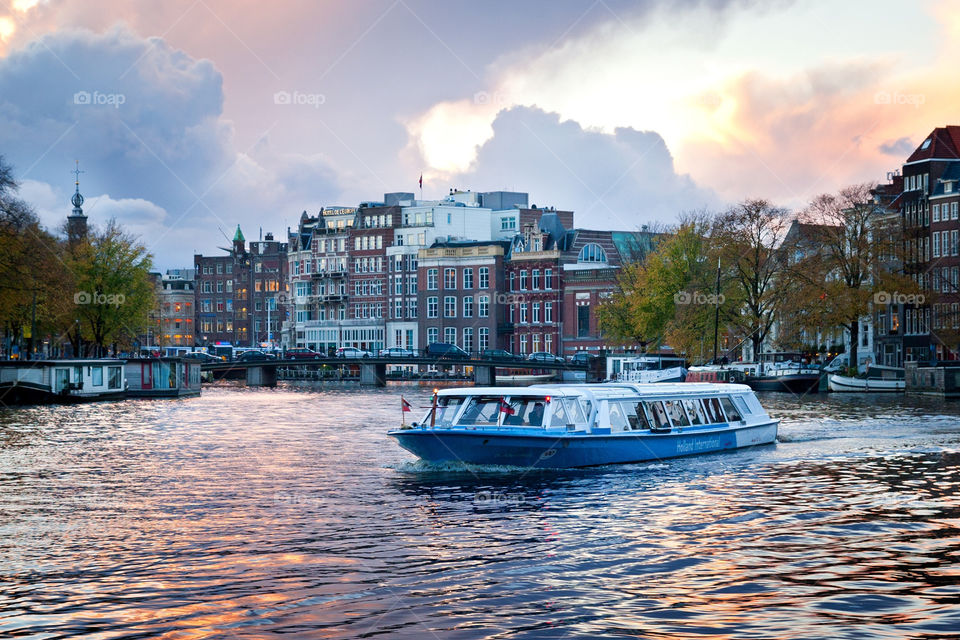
xmin=67 ymin=160 xmax=88 ymax=244
xmin=70 ymin=160 xmax=85 ymax=216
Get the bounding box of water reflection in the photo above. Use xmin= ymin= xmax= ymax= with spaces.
xmin=0 ymin=385 xmax=959 ymax=638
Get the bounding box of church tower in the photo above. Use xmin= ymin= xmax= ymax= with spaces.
xmin=67 ymin=160 xmax=87 ymax=245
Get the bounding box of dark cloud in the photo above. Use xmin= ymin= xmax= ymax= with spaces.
xmin=879 ymin=136 xmax=915 ymax=157
xmin=0 ymin=26 xmax=340 ymax=266
xmin=454 ymin=106 xmax=717 ymax=229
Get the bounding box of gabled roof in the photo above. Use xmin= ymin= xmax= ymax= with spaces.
xmin=906 ymin=126 xmax=960 ymax=163
xmin=233 ymin=224 xmax=245 ymax=242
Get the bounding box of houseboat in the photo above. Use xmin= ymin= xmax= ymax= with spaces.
xmin=745 ymin=361 xmax=822 ymax=394
xmin=125 ymin=357 xmax=202 ymax=398
xmin=0 ymin=359 xmax=127 ymax=405
xmin=606 ymin=355 xmax=687 ymax=383
xmin=388 ymin=382 xmax=778 ymax=468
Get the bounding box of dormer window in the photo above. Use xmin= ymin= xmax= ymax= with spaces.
xmin=946 ymin=181 xmax=954 ymax=194
xmin=578 ymin=243 xmax=608 ymax=263
xmin=921 ymin=138 xmax=932 ymax=150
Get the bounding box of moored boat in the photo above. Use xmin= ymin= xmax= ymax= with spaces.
xmin=0 ymin=359 xmax=127 ymax=405
xmin=607 ymin=355 xmax=687 ymax=383
xmin=685 ymin=365 xmax=746 ymax=384
xmin=745 ymin=363 xmax=821 ymax=394
xmin=827 ymin=365 xmax=905 ymax=392
xmin=388 ymin=382 xmax=779 ymax=468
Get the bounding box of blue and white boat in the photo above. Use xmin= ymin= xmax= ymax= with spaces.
xmin=388 ymin=383 xmax=779 ymax=468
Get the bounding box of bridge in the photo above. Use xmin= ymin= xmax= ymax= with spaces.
xmin=201 ymin=356 xmax=594 ymax=387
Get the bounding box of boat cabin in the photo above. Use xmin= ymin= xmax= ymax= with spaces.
xmin=125 ymin=357 xmax=202 ymax=398
xmin=413 ymin=383 xmax=767 ymax=435
xmin=0 ymin=359 xmax=127 ymax=404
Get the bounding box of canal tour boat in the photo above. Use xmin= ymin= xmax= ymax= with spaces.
xmin=388 ymin=383 xmax=779 ymax=468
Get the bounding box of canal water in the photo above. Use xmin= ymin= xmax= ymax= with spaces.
xmin=1 ymin=385 xmax=959 ymax=639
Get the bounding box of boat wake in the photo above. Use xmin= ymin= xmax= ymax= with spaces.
xmin=387 ymin=459 xmax=540 ymax=474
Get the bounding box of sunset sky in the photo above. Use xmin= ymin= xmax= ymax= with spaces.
xmin=0 ymin=0 xmax=955 ymax=266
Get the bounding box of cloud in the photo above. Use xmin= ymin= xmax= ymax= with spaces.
xmin=449 ymin=106 xmax=717 ymax=229
xmin=879 ymin=136 xmax=916 ymax=157
xmin=0 ymin=25 xmax=341 ymax=267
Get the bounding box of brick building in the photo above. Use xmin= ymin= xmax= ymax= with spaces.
xmin=194 ymin=225 xmax=288 ymax=348
xmin=417 ymin=241 xmax=509 ymax=354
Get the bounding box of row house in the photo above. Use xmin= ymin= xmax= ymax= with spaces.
xmin=159 ymin=269 xmax=195 ymax=347
xmin=899 ymin=126 xmax=960 ymax=362
xmin=285 ymin=208 xmax=354 ymax=353
xmin=416 ymin=241 xmax=508 ymax=354
xmin=194 ymin=226 xmax=288 ymax=348
xmin=345 ymin=204 xmax=401 ymax=352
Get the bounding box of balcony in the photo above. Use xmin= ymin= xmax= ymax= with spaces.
xmin=322 ymin=293 xmax=346 ymax=303
xmin=311 ymin=269 xmax=347 ymax=279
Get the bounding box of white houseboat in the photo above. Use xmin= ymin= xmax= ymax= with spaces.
xmin=389 ymin=382 xmax=778 ymax=468
xmin=125 ymin=357 xmax=202 ymax=398
xmin=0 ymin=359 xmax=127 ymax=405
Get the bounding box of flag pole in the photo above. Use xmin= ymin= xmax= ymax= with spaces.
xmin=400 ymin=396 xmax=406 ymax=428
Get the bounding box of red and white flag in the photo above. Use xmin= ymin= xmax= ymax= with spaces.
xmin=401 ymin=396 xmax=412 ymax=412
xmin=499 ymin=399 xmax=516 ymax=415
xmin=418 ymin=174 xmax=423 ymax=189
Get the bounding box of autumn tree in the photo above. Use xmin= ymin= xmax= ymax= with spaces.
xmin=799 ymin=183 xmax=916 ymax=368
xmin=712 ymin=199 xmax=793 ymax=367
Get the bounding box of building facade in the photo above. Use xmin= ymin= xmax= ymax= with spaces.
xmin=158 ymin=269 xmax=195 ymax=347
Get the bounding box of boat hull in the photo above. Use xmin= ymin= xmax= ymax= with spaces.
xmin=827 ymin=374 xmax=905 ymax=392
xmin=388 ymin=421 xmax=778 ymax=469
xmin=747 ymin=374 xmax=820 ymax=394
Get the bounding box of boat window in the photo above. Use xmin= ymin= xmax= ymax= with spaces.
xmin=608 ymin=402 xmax=628 ymax=431
xmin=581 ymin=399 xmax=593 ymax=418
xmin=91 ymin=366 xmax=103 ymax=386
xmin=703 ymin=397 xmax=724 ymax=423
xmin=563 ymin=398 xmax=585 ymax=424
xmin=434 ymin=396 xmax=464 ymax=427
xmin=458 ymin=396 xmax=502 ymax=426
xmin=664 ymin=400 xmax=690 ymax=426
xmin=720 ymin=397 xmax=742 ymax=422
xmin=643 ymin=401 xmax=670 ymax=429
xmin=108 ymin=366 xmax=122 ymax=390
xmin=683 ymin=399 xmax=707 ymax=425
xmin=503 ymin=397 xmax=548 ymax=427
xmin=627 ymin=402 xmax=651 ymax=430
xmin=732 ymin=396 xmax=751 ymax=416
xmin=550 ymin=400 xmax=570 ymax=427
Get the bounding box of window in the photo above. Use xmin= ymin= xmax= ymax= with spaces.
xmin=444 ymin=296 xmax=457 ymax=318
xmin=427 ymin=296 xmax=438 ymax=318
xmin=933 ymin=232 xmax=941 ymax=258
xmin=520 ymin=270 xmax=528 ymax=290
xmin=933 ymin=204 xmax=940 ymax=222
xmin=663 ymin=400 xmax=689 ymax=426
xmin=545 ymin=302 xmax=554 ymax=323
xmin=427 ymin=327 xmax=439 ymax=344
xmin=643 ymin=401 xmax=670 ymax=429
xmin=479 ymin=327 xmax=489 ymax=351
xmin=444 ymin=327 xmax=456 ymax=344
xmin=952 ymin=202 xmax=958 ymax=220
xmin=478 ymin=295 xmax=490 ymax=317
xmin=463 ymin=268 xmax=473 ymax=289
xmin=532 ymin=269 xmax=540 ymax=290
xmin=578 ymin=243 xmax=608 ymax=263
xmin=720 ymin=397 xmax=742 ymax=422
xmin=953 ymin=230 xmax=958 ymax=256
xmin=427 ymin=269 xmax=438 ymax=290
xmin=577 ymin=305 xmax=590 ymax=337
xmin=463 ymin=327 xmax=474 ymax=352
xmin=463 ymin=296 xmax=474 ymax=318
xmin=479 ymin=267 xmax=489 ymax=289
xmin=544 ymin=269 xmax=553 ymax=289
xmin=407 ymin=298 xmax=418 ymax=319
xmin=108 ymin=367 xmax=122 ymax=390
xmin=520 ymin=303 xmax=528 ymax=323
xmin=91 ymin=366 xmax=103 ymax=386
xmin=459 ymin=396 xmax=504 ymax=426
xmin=444 ymin=268 xmax=456 ymax=289
xmin=520 ymin=335 xmax=528 ymax=354
xmin=533 ymin=303 xmax=541 ymax=323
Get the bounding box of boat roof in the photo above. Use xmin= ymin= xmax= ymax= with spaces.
xmin=438 ymin=382 xmax=753 ymax=399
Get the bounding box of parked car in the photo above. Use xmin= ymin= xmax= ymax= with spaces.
xmin=424 ymin=342 xmax=470 ymax=359
xmin=285 ymin=347 xmax=324 ymax=360
xmin=480 ymin=348 xmax=520 ymax=361
xmin=236 ymin=350 xmax=277 ymax=362
xmin=528 ymin=351 xmax=564 ymax=363
xmin=568 ymin=352 xmax=598 ymax=365
xmin=379 ymin=347 xmax=418 ymax=358
xmin=335 ymin=347 xmax=373 ymax=358
xmin=182 ymin=351 xmax=223 ymax=363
